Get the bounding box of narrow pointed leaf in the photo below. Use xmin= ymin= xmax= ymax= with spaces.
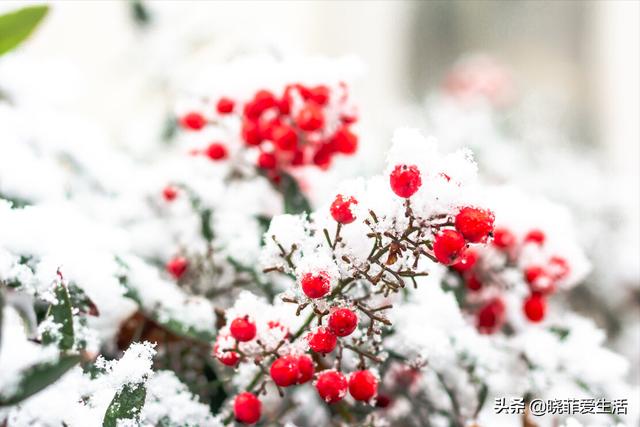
xmin=0 ymin=354 xmax=81 ymax=406
xmin=103 ymin=383 xmax=147 ymax=427
xmin=0 ymin=5 xmax=49 ymax=56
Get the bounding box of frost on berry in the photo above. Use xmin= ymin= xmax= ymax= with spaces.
xmin=315 ymin=370 xmax=348 ymax=404
xmin=330 ymin=194 xmax=358 ymax=224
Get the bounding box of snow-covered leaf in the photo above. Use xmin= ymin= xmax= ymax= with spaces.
xmin=42 ymin=281 xmax=75 ymax=350
xmin=0 ymin=354 xmax=80 ymax=406
xmin=103 ymin=382 xmax=147 ymax=427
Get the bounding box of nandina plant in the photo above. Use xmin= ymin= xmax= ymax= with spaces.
xmin=211 ymin=129 xmax=496 ymax=424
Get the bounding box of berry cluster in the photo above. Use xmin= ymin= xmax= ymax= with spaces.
xmin=451 ymin=226 xmax=572 ymax=333
xmin=178 ymin=82 xmax=358 ymax=174
xmin=243 ymin=154 xmax=494 ymax=424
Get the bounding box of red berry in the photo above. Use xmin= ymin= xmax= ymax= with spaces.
xmin=312 ymin=144 xmax=335 ymax=169
xmin=166 ymin=256 xmax=188 ymax=279
xmin=271 ymin=123 xmax=298 ymax=151
xmin=300 ymin=272 xmax=331 ymax=299
xmin=331 ymin=126 xmax=358 ymax=154
xmin=257 ymin=152 xmax=277 ymax=170
xmin=244 ymin=90 xmax=277 ymax=120
xmin=216 ymin=97 xmax=235 ymax=114
xmin=307 ymin=327 xmax=337 ymax=354
xmin=328 ymin=308 xmax=358 ymax=337
xmin=162 ymin=185 xmax=178 ymax=202
xmin=524 ymin=265 xmax=544 ymax=284
xmin=309 ymin=85 xmax=330 ymax=105
xmin=455 ymin=207 xmax=495 ymax=243
xmin=234 ymin=392 xmax=261 ymax=425
xmin=492 ymin=227 xmax=516 ymax=249
xmin=548 ymin=256 xmax=570 ymax=281
xmin=389 ymin=164 xmax=422 ymax=198
xmin=296 ymin=102 xmax=324 ymax=131
xmin=316 ymin=370 xmax=347 ymax=404
xmin=330 ymin=194 xmax=357 ymax=224
xmin=348 ymin=370 xmax=378 ymax=401
xmin=433 ymin=229 xmax=466 ymax=265
xmin=465 ymin=273 xmax=483 ymax=291
xmin=278 ymin=85 xmax=295 ymax=114
xmin=476 ymin=298 xmax=506 ymax=334
xmin=524 ymin=229 xmax=546 ymax=245
xmin=451 ymin=249 xmax=478 ymax=273
xmin=205 ymin=142 xmax=228 ymax=161
xmin=523 ymin=293 xmax=546 ymax=322
xmin=180 ymin=112 xmax=206 ymax=131
xmin=242 ymin=119 xmax=262 ymax=146
xmin=213 ymin=341 xmax=239 ymax=367
xmin=296 ymin=355 xmax=315 ymax=384
xmin=270 ymin=355 xmax=300 ymax=387
xmin=230 ymin=316 xmax=256 ymax=342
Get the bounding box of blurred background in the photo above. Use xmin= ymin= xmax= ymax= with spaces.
xmin=1 ymin=0 xmax=638 ymax=381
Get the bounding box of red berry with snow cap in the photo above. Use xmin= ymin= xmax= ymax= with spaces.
xmin=455 ymin=207 xmax=495 ymax=243
xmin=166 ymin=256 xmax=188 ymax=279
xmin=316 ymin=370 xmax=348 ymax=404
xmin=548 ymin=256 xmax=570 ymax=281
xmin=230 ymin=316 xmax=256 ymax=342
xmin=476 ymin=298 xmax=506 ymax=334
xmin=328 ymin=308 xmax=358 ymax=337
xmin=296 ymin=355 xmax=315 ymax=384
xmin=234 ymin=392 xmax=261 ymax=425
xmin=307 ymin=327 xmax=337 ymax=354
xmin=180 ymin=112 xmax=206 ymax=131
xmin=205 ymin=142 xmax=227 ymax=161
xmin=390 ymin=164 xmax=422 ymax=198
xmin=433 ymin=229 xmax=466 ymax=265
xmin=213 ymin=341 xmax=239 ymax=367
xmin=270 ymin=355 xmax=300 ymax=387
xmin=523 ymin=293 xmax=546 ymax=322
xmin=300 ymin=272 xmax=331 ymax=299
xmin=349 ymin=370 xmax=378 ymax=401
xmin=330 ymin=194 xmax=358 ymax=224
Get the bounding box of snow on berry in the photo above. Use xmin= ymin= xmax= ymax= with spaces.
xmin=307 ymin=326 xmax=338 ymax=354
xmin=455 ymin=206 xmax=495 ymax=243
xmin=433 ymin=229 xmax=467 ymax=265
xmin=300 ymin=271 xmax=332 ymax=299
xmin=389 ymin=164 xmax=422 ymax=198
xmin=330 ymin=194 xmax=358 ymax=224
xmin=315 ymin=370 xmax=348 ymax=404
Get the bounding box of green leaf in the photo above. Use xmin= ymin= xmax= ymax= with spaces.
xmin=68 ymin=282 xmax=100 ymax=316
xmin=0 ymin=5 xmax=49 ymax=56
xmin=103 ymin=382 xmax=147 ymax=427
xmin=157 ymin=317 xmax=215 ymax=343
xmin=200 ymin=208 xmax=214 ymax=242
xmin=280 ymin=172 xmax=311 ymax=214
xmin=42 ymin=282 xmax=75 ymax=350
xmin=0 ymin=354 xmax=81 ymax=406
